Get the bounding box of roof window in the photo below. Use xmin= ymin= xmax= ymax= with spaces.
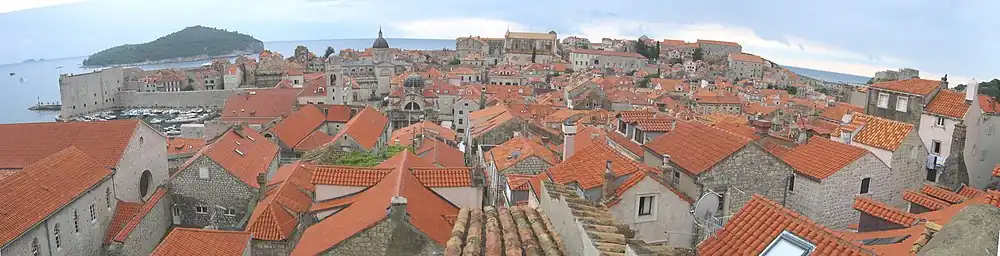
xmin=760 ymin=231 xmax=814 ymax=256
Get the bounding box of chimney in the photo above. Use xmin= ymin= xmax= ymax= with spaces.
xmin=388 ymin=196 xmax=408 ymax=221
xmin=841 ymin=112 xmax=854 ymax=125
xmin=602 ymin=160 xmax=616 ymax=200
xmin=752 ymin=119 xmax=772 ymax=138
xmin=562 ymin=120 xmax=578 ymax=161
xmin=256 ymin=173 xmax=267 ymax=202
xmin=966 ymin=78 xmax=979 ymax=104
xmin=939 ymin=121 xmax=970 ymax=190
xmin=940 ymin=75 xmax=949 ymax=91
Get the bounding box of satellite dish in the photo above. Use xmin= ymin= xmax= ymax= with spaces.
xmin=691 ymin=191 xmax=720 ymax=225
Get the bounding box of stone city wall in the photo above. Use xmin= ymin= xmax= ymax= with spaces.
xmin=116 ymin=89 xmax=244 ymax=109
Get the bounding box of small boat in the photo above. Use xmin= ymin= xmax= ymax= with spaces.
xmin=8 ymin=72 xmax=13 ymax=76
xmin=150 ymin=118 xmax=163 ymax=124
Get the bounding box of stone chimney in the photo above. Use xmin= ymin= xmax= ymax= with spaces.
xmin=966 ymin=78 xmax=979 ymax=104
xmin=940 ymin=121 xmax=970 ymax=190
xmin=388 ymin=196 xmax=408 ymax=222
xmin=479 ymin=86 xmax=487 ymax=110
xmin=256 ymin=173 xmax=267 ymax=202
xmin=752 ymin=119 xmax=772 ymax=138
xmin=602 ymin=160 xmax=616 ymax=200
xmin=939 ymin=75 xmax=949 ymax=91
xmin=562 ymin=120 xmax=577 ymax=161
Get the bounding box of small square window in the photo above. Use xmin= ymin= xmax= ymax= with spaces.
xmin=195 ymin=206 xmax=208 ymax=214
xmin=860 ymin=177 xmax=871 ymax=194
xmin=935 ymin=117 xmax=945 ymax=127
xmin=896 ymin=96 xmax=908 ymax=112
xmin=877 ymin=93 xmax=889 ymax=108
xmin=198 ymin=166 xmax=210 ymax=180
xmin=637 ymin=195 xmax=655 ymax=217
xmin=223 ymin=208 xmax=236 ymax=216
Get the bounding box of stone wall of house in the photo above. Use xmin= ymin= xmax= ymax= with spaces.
xmin=473 ymin=118 xmax=525 ymax=146
xmin=251 ymin=213 xmax=313 ymax=256
xmin=889 ymin=132 xmax=929 ymax=208
xmin=697 ymin=143 xmax=794 ymax=217
xmin=789 ymin=154 xmax=892 ymax=229
xmin=503 ymin=156 xmax=553 ymax=175
xmin=169 ymin=156 xmax=256 ymax=228
xmin=116 ymin=89 xmax=243 ymax=109
xmin=323 ymin=218 xmax=394 ymax=256
xmin=109 ymin=189 xmax=172 ymax=256
xmin=1 ymin=178 xmax=116 ymax=256
xmin=864 ymin=89 xmax=929 ymax=125
xmin=116 ymin=123 xmax=169 ymax=203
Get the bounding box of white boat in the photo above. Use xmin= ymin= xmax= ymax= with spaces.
xmin=150 ymin=118 xmax=163 ymax=124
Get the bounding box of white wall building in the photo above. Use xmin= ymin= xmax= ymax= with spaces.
xmin=569 ymin=49 xmax=647 ymax=72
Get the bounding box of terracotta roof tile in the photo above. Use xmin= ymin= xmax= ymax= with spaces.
xmin=485 ymin=135 xmax=558 ymax=172
xmin=105 ymin=201 xmax=142 ymax=244
xmin=221 ymin=88 xmax=301 ymax=124
xmin=113 ymin=188 xmax=167 ymax=242
xmin=166 ymin=137 xmax=205 ymax=156
xmin=0 ymin=169 xmax=17 ymax=181
xmin=852 ymin=196 xmax=918 ymax=226
xmin=0 ymin=120 xmax=139 ymax=169
xmin=247 ymin=162 xmax=315 ymax=241
xmin=548 ymin=142 xmax=655 ymax=190
xmin=903 ymin=190 xmax=950 ymax=211
xmin=150 ymin=228 xmax=251 ymax=256
xmin=506 ymin=174 xmax=533 ymax=191
xmin=978 ymin=94 xmax=1000 ymax=114
xmin=607 ymin=129 xmax=645 ymax=157
xmin=445 ymin=205 xmax=566 ymax=256
xmin=293 ymin=130 xmax=335 ymax=152
xmin=920 ymin=184 xmax=967 ymax=204
xmin=607 ymin=171 xmax=693 ymax=205
xmin=728 ymin=53 xmax=764 ymax=63
xmin=957 ymin=184 xmax=985 ymax=198
xmin=270 ymin=105 xmax=327 ymax=149
xmin=820 ymin=103 xmax=863 ymax=122
xmin=644 ymin=122 xmax=751 ymax=175
xmin=311 ymin=166 xmax=393 ymax=186
xmin=570 ymin=48 xmax=646 ymax=59
xmin=325 ymin=105 xmax=352 ymax=122
xmin=390 ymin=121 xmax=457 ymax=148
xmin=177 ymin=126 xmax=279 ymax=188
xmin=992 ymin=164 xmax=1000 ymax=177
xmin=871 ymin=78 xmax=940 ymax=96
xmin=468 ymin=105 xmax=516 ymax=137
xmin=411 ymin=167 xmax=472 ymax=187
xmin=0 ymin=147 xmax=113 ymax=246
xmin=328 ymin=106 xmax=389 ymax=151
xmin=292 ymin=152 xmax=459 ymax=255
xmin=414 ymin=138 xmax=466 ymax=167
xmin=698 ymin=195 xmax=873 ymax=256
xmin=779 ymin=138 xmax=867 ymax=180
xmin=846 ymin=113 xmax=914 ymax=151
xmin=924 ymin=90 xmax=970 ymax=119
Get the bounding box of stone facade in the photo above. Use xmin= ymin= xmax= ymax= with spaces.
xmin=116 ymin=89 xmax=242 ymax=109
xmin=940 ymin=122 xmax=970 ymax=190
xmin=785 ymin=154 xmax=893 ymax=229
xmin=321 ymin=218 xmax=443 ymax=256
xmin=108 ymin=189 xmax=172 ymax=256
xmin=888 ymin=132 xmax=929 ymax=208
xmin=169 ymin=156 xmax=259 ymax=228
xmin=251 ymin=216 xmax=312 ymax=256
xmin=866 ymin=88 xmax=933 ymax=124
xmin=471 ymin=118 xmax=525 ymax=147
xmin=117 ymin=123 xmax=170 ymax=203
xmin=0 ymin=178 xmax=116 ymax=256
xmin=59 ymin=67 xmax=128 ymax=118
xmin=694 ymin=144 xmax=794 ymax=219
xmin=608 ymin=176 xmax=695 ymax=248
xmin=501 ymin=156 xmax=553 ymax=175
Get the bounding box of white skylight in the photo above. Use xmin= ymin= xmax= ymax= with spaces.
xmin=760 ymin=231 xmax=814 ymax=256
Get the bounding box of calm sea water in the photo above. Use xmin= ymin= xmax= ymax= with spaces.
xmin=0 ymin=38 xmax=867 ymax=124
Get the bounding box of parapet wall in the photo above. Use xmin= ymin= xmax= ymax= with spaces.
xmin=116 ymin=89 xmax=244 ymax=109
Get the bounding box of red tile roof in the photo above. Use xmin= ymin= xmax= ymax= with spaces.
xmin=957 ymin=184 xmax=985 ymax=198
xmin=779 ymin=138 xmax=867 ymax=180
xmin=903 ymin=190 xmax=950 ymax=211
xmin=699 ymin=195 xmax=873 ymax=256
xmin=112 ymin=188 xmax=167 ymax=243
xmin=978 ymin=94 xmax=1000 ymax=114
xmin=845 ymin=113 xmax=914 ymax=151
xmin=697 ymin=39 xmax=741 ymax=48
xmin=870 ymin=78 xmax=940 ymax=96
xmin=920 ymin=184 xmax=967 ymax=204
xmin=414 ymin=138 xmax=466 ymax=167
xmin=924 ymin=90 xmax=970 ymax=119
xmin=485 ymin=135 xmax=558 ymax=172
xmin=325 ymin=105 xmax=352 ymax=122
xmin=177 ymin=126 xmax=279 ymax=188
xmin=469 ymin=104 xmax=517 ymax=139
xmin=820 ymin=103 xmax=863 ymax=122
xmin=644 ymin=122 xmax=751 ymax=175
xmin=548 ymin=142 xmax=656 ymax=190
xmin=569 ymin=49 xmax=646 ymax=59
xmin=150 ymin=228 xmax=251 ymax=256
xmin=328 ymin=106 xmax=389 ymax=151
xmin=270 ymin=105 xmax=327 ymax=149
xmin=728 ymin=53 xmax=764 ymax=63
xmin=0 ymin=147 xmax=113 ymax=246
xmin=293 ymin=130 xmax=336 ymax=152
xmin=411 ymin=167 xmax=473 ymax=187
xmin=292 ymin=152 xmax=459 ymax=255
xmin=311 ymin=166 xmax=393 ymax=186
xmin=390 ymin=121 xmax=457 ymax=148
xmin=852 ymin=196 xmax=918 ymax=226
xmin=220 ymin=88 xmax=301 ymax=124
xmin=105 ymin=201 xmax=142 ymax=244
xmin=247 ymin=162 xmax=315 ymax=241
xmin=506 ymin=174 xmax=533 ymax=191
xmin=0 ymin=120 xmax=139 ymax=169
xmin=166 ymin=137 xmax=205 ymax=156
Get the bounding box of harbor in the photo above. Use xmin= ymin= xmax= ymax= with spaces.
xmin=69 ymin=107 xmax=219 ymax=136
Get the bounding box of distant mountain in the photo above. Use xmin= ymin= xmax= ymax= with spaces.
xmin=783 ymin=65 xmax=871 ymax=85
xmin=81 ymin=26 xmax=264 ymax=67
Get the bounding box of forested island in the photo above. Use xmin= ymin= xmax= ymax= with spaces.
xmin=82 ymin=26 xmax=264 ymax=67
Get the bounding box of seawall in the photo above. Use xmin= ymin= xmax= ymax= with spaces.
xmin=116 ymin=89 xmax=244 ymax=109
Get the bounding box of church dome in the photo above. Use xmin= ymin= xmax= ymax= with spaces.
xmin=404 ymin=73 xmax=424 ymax=88
xmin=373 ymin=28 xmax=389 ymax=49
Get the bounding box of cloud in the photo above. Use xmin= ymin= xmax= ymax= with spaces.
xmin=392 ymin=18 xmax=528 ymax=39
xmin=0 ymin=0 xmax=87 ymax=13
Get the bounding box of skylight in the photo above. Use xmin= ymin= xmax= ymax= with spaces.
xmin=760 ymin=231 xmax=814 ymax=256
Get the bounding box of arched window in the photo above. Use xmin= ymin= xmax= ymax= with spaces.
xmin=31 ymin=238 xmax=39 ymax=256
xmin=404 ymin=102 xmax=421 ymax=110
xmin=54 ymin=224 xmax=61 ymax=248
xmin=139 ymin=170 xmax=152 ymax=198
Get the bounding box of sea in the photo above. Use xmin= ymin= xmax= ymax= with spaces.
xmin=0 ymin=38 xmax=869 ymax=124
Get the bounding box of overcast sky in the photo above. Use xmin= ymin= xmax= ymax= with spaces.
xmin=0 ymin=0 xmax=990 ymax=82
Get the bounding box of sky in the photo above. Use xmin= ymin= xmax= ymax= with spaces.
xmin=0 ymin=0 xmax=991 ymax=83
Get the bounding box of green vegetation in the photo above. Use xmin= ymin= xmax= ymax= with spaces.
xmin=324 ymin=46 xmax=336 ymax=58
xmin=634 ymin=39 xmax=660 ymax=61
xmin=693 ymin=48 xmax=704 ymax=61
xmin=305 ymin=145 xmax=411 ymax=167
xmin=181 ymin=85 xmax=194 ymax=91
xmin=636 ymin=70 xmax=661 ymax=88
xmin=83 ymin=26 xmax=264 ymax=66
xmin=975 ymin=79 xmax=1000 ymax=100
xmin=866 ymin=77 xmax=894 ymax=85
xmin=449 ymin=58 xmax=461 ymax=65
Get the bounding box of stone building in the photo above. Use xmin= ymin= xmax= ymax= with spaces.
xmin=726 ymin=53 xmax=765 ymax=80
xmin=484 ymin=135 xmax=559 ymax=175
xmin=105 ymin=188 xmax=172 ymax=256
xmin=569 ymin=49 xmax=647 ymax=72
xmin=387 ymin=73 xmax=441 ymax=129
xmin=918 ymin=89 xmax=970 ymax=172
xmin=59 ymin=67 xmax=131 ymax=118
xmin=324 ymin=29 xmax=411 ymax=99
xmin=834 ymin=113 xmax=926 ymax=208
xmin=220 ymin=88 xmax=302 ymax=126
xmin=246 ymin=162 xmax=315 ymax=256
xmin=266 ymin=104 xmax=351 ymax=157
xmin=503 ymin=31 xmax=558 ymax=65
xmin=455 ymin=36 xmax=488 ymax=60
xmin=292 ymin=152 xmax=472 ymax=255
xmin=150 ymin=228 xmax=252 ymax=255
xmin=166 ymin=137 xmax=206 ymax=173
xmin=319 ymin=106 xmax=391 ymax=153
xmin=866 ymin=78 xmax=947 ymax=124
xmin=0 ymin=120 xmax=168 ymax=203
xmin=0 ymin=148 xmax=116 ymax=256
xmin=695 ymin=40 xmax=742 ymax=60
xmin=254 ymin=51 xmax=300 ymax=88
xmin=780 ymin=138 xmax=894 ymax=229
xmin=170 ymin=126 xmax=280 ymax=229
xmin=964 ymin=87 xmax=1000 ymax=188
xmin=486 ymin=65 xmax=525 ymax=85
xmin=692 ymin=91 xmax=743 ymax=115
xmin=642 ymin=121 xmax=796 ymax=243
xmin=614 ymin=111 xmax=676 ymax=145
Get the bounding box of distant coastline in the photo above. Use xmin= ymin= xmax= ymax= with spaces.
xmin=79 ymin=50 xmax=258 ymax=69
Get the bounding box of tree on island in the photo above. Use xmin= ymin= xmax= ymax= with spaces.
xmin=324 ymin=46 xmax=336 ymax=58
xmin=693 ymin=48 xmax=704 ymax=61
xmin=82 ymin=26 xmax=264 ymax=66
